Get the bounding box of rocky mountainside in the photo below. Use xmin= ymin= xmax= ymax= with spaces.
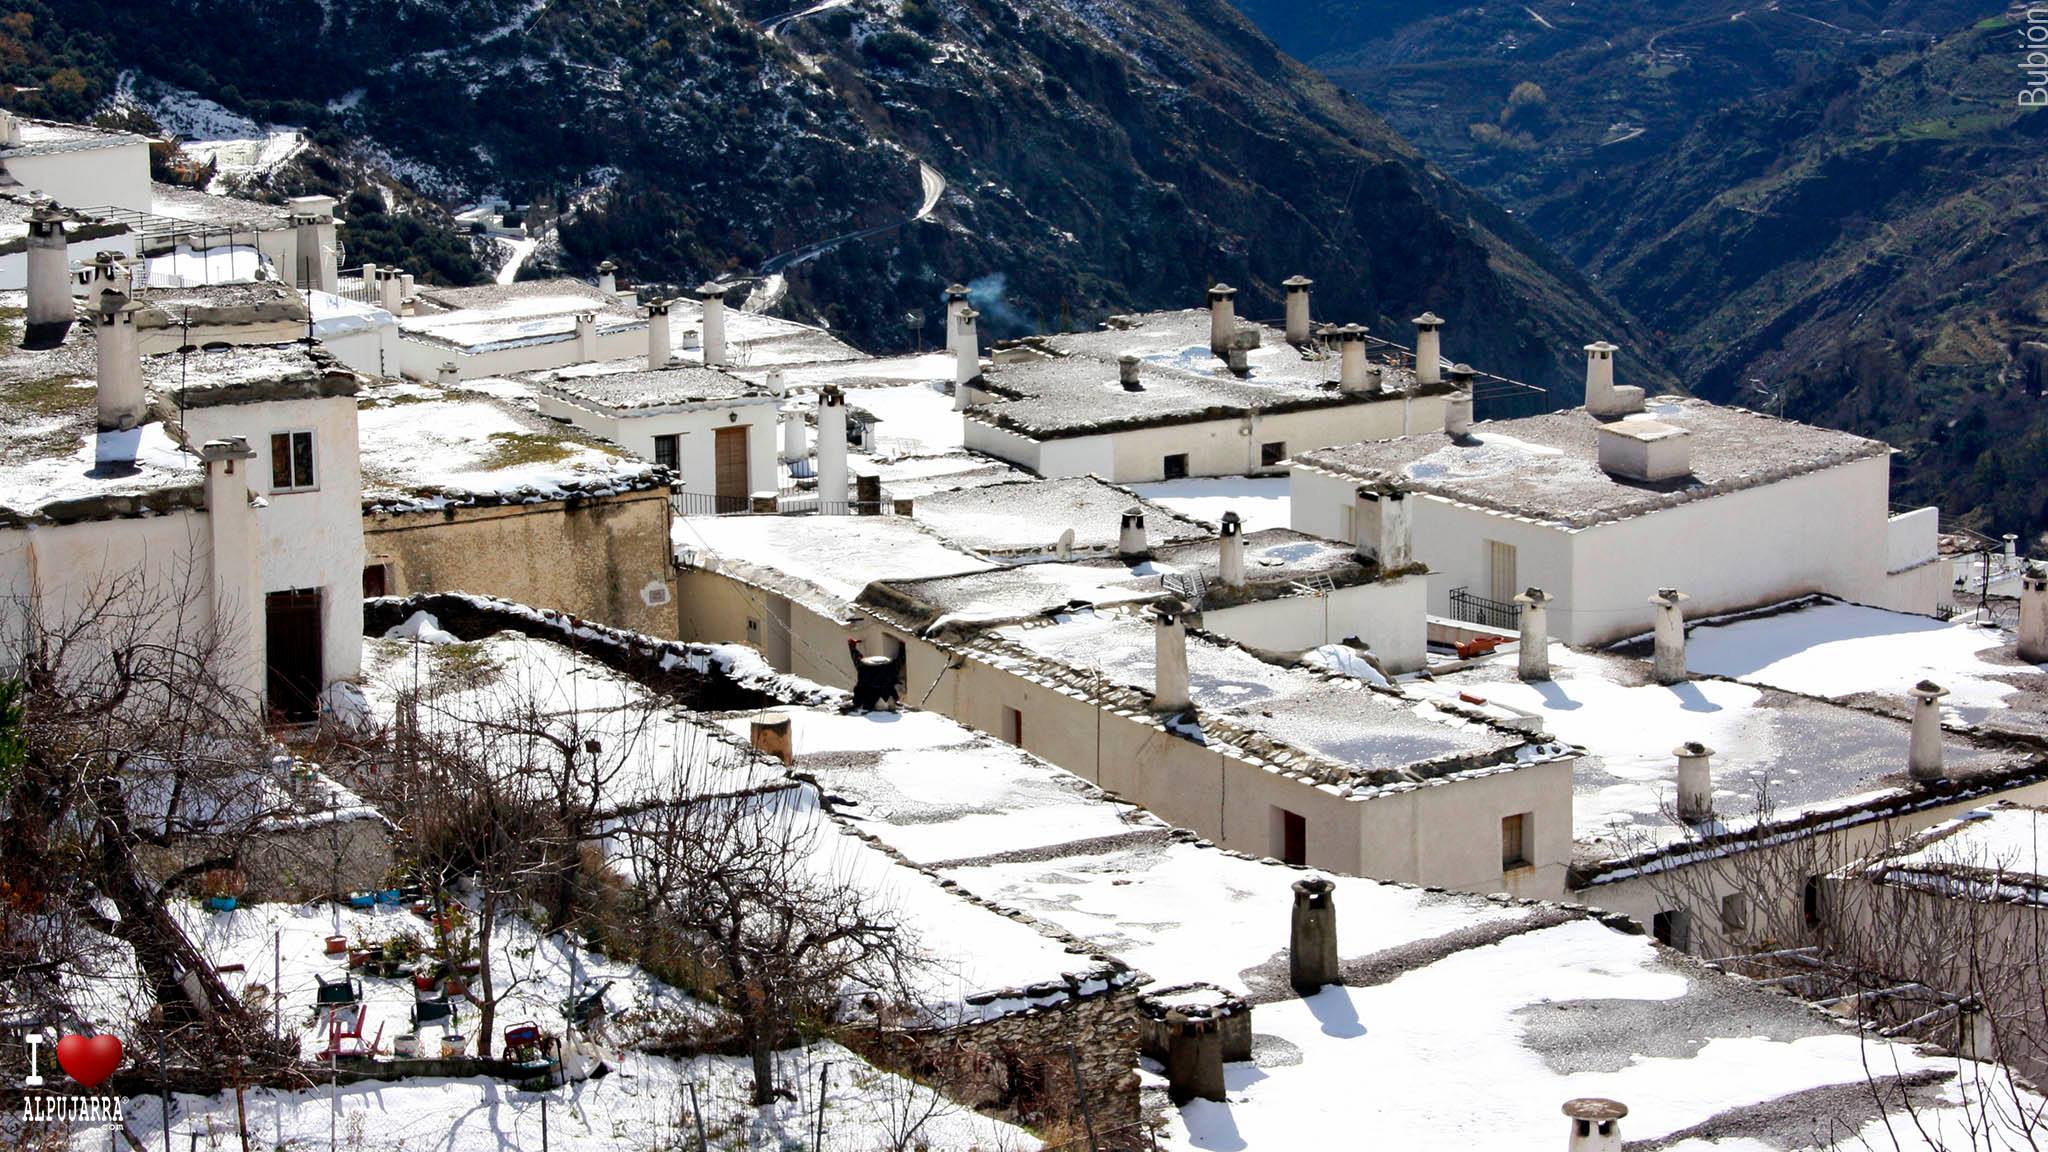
xmin=1237 ymin=0 xmax=2047 ymax=537
xmin=21 ymin=0 xmax=1657 ymax=394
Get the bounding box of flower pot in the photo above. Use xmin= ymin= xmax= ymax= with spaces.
xmin=393 ymin=1033 xmax=419 ymax=1058
xmin=324 ymin=935 xmax=349 ymax=955
xmin=413 ymin=972 xmax=441 ymax=992
xmin=347 ymin=948 xmax=370 ymax=970
xmin=346 ymin=891 xmax=375 ymax=909
xmin=376 ymin=889 xmax=403 ymax=906
xmin=441 ymin=1034 xmax=465 ymax=1059
xmin=458 ymin=958 xmax=482 ymax=976
xmin=443 ymin=975 xmax=467 ymax=997
xmin=204 ymin=896 xmax=237 ymax=912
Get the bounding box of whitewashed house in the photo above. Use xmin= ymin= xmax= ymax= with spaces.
xmin=531 ymin=363 xmax=779 ymax=510
xmin=0 ymin=109 xmax=151 ymax=216
xmin=962 ymin=284 xmax=1458 ymax=483
xmin=1291 ymin=345 xmax=1945 ymax=646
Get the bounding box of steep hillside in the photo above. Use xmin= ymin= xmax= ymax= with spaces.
xmin=17 ymin=0 xmax=1656 ymax=393
xmin=1531 ymin=18 xmax=2048 ymax=535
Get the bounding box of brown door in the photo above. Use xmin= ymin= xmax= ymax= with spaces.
xmin=715 ymin=426 xmax=749 ymax=513
xmin=266 ymin=589 xmax=324 ymax=723
xmin=1281 ymin=810 xmax=1307 ymax=866
xmin=362 ymin=564 xmax=387 ymax=598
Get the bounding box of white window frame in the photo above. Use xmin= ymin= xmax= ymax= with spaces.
xmin=270 ymin=429 xmax=319 ymax=493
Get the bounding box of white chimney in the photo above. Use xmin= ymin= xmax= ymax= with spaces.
xmin=93 ymin=293 xmax=146 ymax=468
xmin=1583 ymin=341 xmax=1645 ymax=417
xmin=1563 ymin=1099 xmax=1627 ymax=1152
xmin=85 ymin=250 xmax=130 ymax=311
xmin=944 ymin=283 xmax=971 ymax=346
xmin=361 ymin=262 xmax=378 ymax=300
xmin=767 ymin=367 xmax=787 ymax=396
xmin=201 ymin=437 xmax=265 ymax=701
xmin=1218 ymin=511 xmax=1245 ymax=589
xmin=1676 ymin=741 xmax=1715 ymax=822
xmin=1119 ymin=353 xmax=1143 ymax=391
xmin=1649 ymin=588 xmax=1689 ymax=685
xmin=1909 ymin=680 xmax=1949 ymax=782
xmin=1335 ymin=326 xmax=1378 ymax=394
xmin=1152 ymin=598 xmax=1192 ymax=713
xmin=953 ymin=306 xmax=980 ymax=397
xmin=647 ymin=299 xmax=672 ymax=370
xmin=574 ymin=311 xmax=598 ymax=363
xmin=698 ymin=283 xmax=728 ymax=367
xmin=1208 ymin=283 xmax=1237 ymax=357
xmin=2020 ymin=561 xmax=2047 ymax=664
xmin=781 ymin=405 xmax=809 ymax=463
xmin=379 ymin=269 xmax=404 ymax=314
xmin=1596 ymin=421 xmax=1692 ymax=482
xmin=1118 ymin=507 xmax=1150 ymax=561
xmin=597 ymin=260 xmax=618 ymax=296
xmin=2006 ymin=533 xmax=2020 ymax=560
xmin=25 ymin=206 xmax=70 ymax=337
xmin=1352 ymin=485 xmax=1411 ymax=569
xmin=399 ymin=272 xmax=416 ymax=313
xmin=0 ymin=107 xmax=21 ymax=147
xmin=1282 ymin=276 xmax=1313 ymax=345
xmin=1443 ymin=364 xmax=1475 ymax=437
xmin=1514 ymin=587 xmax=1552 ymax=680
xmin=436 ymin=362 xmax=459 ymax=386
xmin=817 ymin=386 xmax=849 ymax=511
xmin=286 ymin=195 xmax=340 ymax=294
xmin=1411 ymin=312 xmax=1444 ymax=386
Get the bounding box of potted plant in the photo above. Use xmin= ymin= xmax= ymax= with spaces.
xmin=199 ymin=868 xmax=245 ymax=912
xmin=440 ymin=1033 xmax=465 ymax=1059
xmin=347 ymin=946 xmax=371 ymax=971
xmin=324 ymin=935 xmax=349 ymax=956
xmin=393 ymin=1032 xmax=420 ymax=1058
xmin=412 ymin=968 xmax=442 ymax=993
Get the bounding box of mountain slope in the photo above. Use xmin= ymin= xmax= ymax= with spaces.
xmin=24 ymin=0 xmax=1656 ymax=395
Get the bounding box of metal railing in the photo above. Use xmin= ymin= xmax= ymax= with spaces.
xmin=1449 ymin=586 xmax=1522 ymax=630
xmin=669 ymin=491 xmax=885 ymax=518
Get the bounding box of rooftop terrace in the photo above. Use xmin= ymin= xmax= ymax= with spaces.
xmin=910 ymin=475 xmax=1210 ymax=557
xmin=534 ymin=361 xmax=770 ymax=412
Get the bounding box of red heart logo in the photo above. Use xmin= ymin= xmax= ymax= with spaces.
xmin=56 ymin=1034 xmax=122 ymax=1088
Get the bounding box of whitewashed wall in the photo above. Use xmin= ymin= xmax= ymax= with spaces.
xmin=6 ymin=142 xmax=151 ymax=214
xmin=536 ymin=395 xmax=780 ymax=496
xmin=1202 ymin=574 xmax=1428 ymax=673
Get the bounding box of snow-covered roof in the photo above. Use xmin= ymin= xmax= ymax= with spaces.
xmin=862 ymin=453 xmax=1027 ymax=500
xmin=2 ymin=117 xmax=146 ymax=159
xmin=399 ymin=280 xmax=643 ymax=353
xmin=1854 ymin=803 xmax=2048 ymax=901
xmin=307 ymin=289 xmax=396 ymax=339
xmin=1128 ymin=474 xmax=1292 ymax=532
xmin=966 ymin=309 xmax=1430 ymax=439
xmin=1298 ymin=399 xmax=1890 ymax=530
xmin=1412 ymin=641 xmax=2039 ymax=866
xmin=988 ymin=607 xmax=1545 ymax=792
xmin=356 ymin=379 xmax=666 ymax=510
xmin=0 ymin=301 xmax=200 ymax=523
xmin=136 ymin=280 xmax=305 ymax=329
xmin=910 ymin=475 xmax=1211 ymax=557
xmin=534 ymin=361 xmax=772 ymax=413
xmin=1686 ymin=598 xmax=2048 ymax=741
xmin=674 ymin=513 xmax=998 ymax=622
xmin=147 ymin=181 xmax=291 ymax=231
xmin=143 ymin=341 xmax=359 ymax=408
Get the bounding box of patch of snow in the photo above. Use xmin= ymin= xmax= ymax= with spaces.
xmin=1128 ymin=476 xmax=1292 ymax=531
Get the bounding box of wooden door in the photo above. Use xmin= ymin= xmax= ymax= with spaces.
xmin=266 ymin=589 xmax=324 ymax=723
xmin=1487 ymin=539 xmax=1518 ymax=606
xmin=715 ymin=426 xmax=749 ymax=513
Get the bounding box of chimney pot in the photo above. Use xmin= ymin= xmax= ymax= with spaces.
xmin=1118 ymin=507 xmax=1149 ymax=561
xmin=2019 ymin=561 xmax=2047 ymax=663
xmin=647 ymin=299 xmax=673 ymax=370
xmin=1443 ymin=364 xmax=1475 ymax=438
xmin=1649 ymin=588 xmax=1690 ymax=685
xmin=1208 ymin=283 xmax=1238 ymax=357
xmin=1164 ymin=1009 xmax=1226 ymax=1104
xmin=1118 ymin=353 xmax=1143 ymax=391
xmin=817 ymin=386 xmax=849 ymax=511
xmin=597 ymin=260 xmax=618 ymax=295
xmin=1282 ymin=275 xmax=1314 ymax=345
xmin=1218 ymin=511 xmax=1245 ymax=589
xmin=1563 ymin=1099 xmax=1627 ymax=1152
xmin=1151 ymin=597 xmax=1192 ymax=712
xmin=1909 ymin=680 xmax=1949 ymax=782
xmin=1288 ymin=876 xmax=1339 ymax=992
xmin=1411 ymin=312 xmax=1444 ymax=385
xmin=574 ymin=310 xmax=598 ymax=363
xmin=751 ymin=716 xmax=794 ymax=766
xmin=1514 ymin=587 xmax=1552 ymax=680
xmin=25 ymin=205 xmax=71 ymax=338
xmin=953 ymin=306 xmax=980 ymax=395
xmin=697 ymin=282 xmax=728 ymax=367
xmin=1583 ymin=340 xmax=1646 ymax=417
xmin=1676 ymin=742 xmax=1714 ymax=822
xmin=780 ymin=404 xmax=808 ymax=463
xmin=1352 ymin=484 xmax=1412 ymax=569
xmin=93 ymin=292 xmax=146 ymax=465
xmin=1335 ymin=326 xmax=1378 ymax=394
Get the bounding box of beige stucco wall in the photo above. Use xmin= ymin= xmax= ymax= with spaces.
xmin=364 ymin=486 xmax=678 ymax=637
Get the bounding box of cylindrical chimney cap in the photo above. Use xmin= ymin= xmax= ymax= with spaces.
xmin=1514 ymin=586 xmax=1551 ymax=606
xmin=1220 ymin=510 xmax=1242 ymax=536
xmin=1585 ymin=340 xmax=1619 ymax=356
xmin=1562 ymin=1099 xmax=1628 ymax=1122
xmin=1911 ymin=679 xmax=1948 ymax=699
xmin=647 ymin=298 xmax=671 ymax=316
xmin=1412 ymin=311 xmax=1445 ymax=330
xmin=696 ymin=281 xmax=727 ymax=300
xmin=598 ymin=260 xmax=618 ymax=273
xmin=945 ymin=283 xmax=971 ymax=300
xmin=959 ymin=307 xmax=979 ymax=325
xmin=1651 ymin=587 xmax=1688 ymax=605
xmin=1446 ymin=363 xmax=1477 ymax=385
xmin=820 ymin=385 xmax=845 ymax=408
xmin=1283 ymin=275 xmax=1313 ymax=291
xmin=1208 ymin=282 xmax=1238 ymax=300
xmin=1675 ymin=741 xmax=1712 ymax=757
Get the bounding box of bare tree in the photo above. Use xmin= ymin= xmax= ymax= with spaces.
xmin=0 ymin=566 xmax=291 ymax=1070
xmin=618 ymin=771 xmax=919 ymax=1106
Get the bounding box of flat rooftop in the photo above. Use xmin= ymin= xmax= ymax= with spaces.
xmin=910 ymin=475 xmax=1210 ymax=557
xmin=356 ymin=378 xmax=663 ymax=510
xmin=3 ymin=117 xmax=146 ymax=160
xmin=141 ymin=342 xmax=356 ymax=408
xmin=1039 ymin=308 xmax=1422 ymax=393
xmin=1686 ymin=598 xmax=2048 ymax=741
xmin=148 ymin=182 xmax=291 ymax=231
xmin=533 ymin=361 xmax=770 ymax=412
xmin=862 ymin=453 xmax=1027 ymax=501
xmin=399 ymin=280 xmax=642 ymax=353
xmin=675 ymin=513 xmax=997 ymax=621
xmin=994 ymin=607 xmax=1537 ymax=792
xmin=1412 ymin=642 xmax=2037 ymax=865
xmin=1296 ymin=399 xmax=1891 ymax=529
xmin=740 ymin=693 xmax=2021 ymax=1150
xmin=136 ymin=281 xmax=306 ymax=329
xmin=0 ymin=300 xmax=199 ymax=523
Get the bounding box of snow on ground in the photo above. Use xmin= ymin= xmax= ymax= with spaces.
xmin=1127 ymin=476 xmax=1291 ymax=532
xmin=169 ymin=898 xmax=706 ymax=1062
xmin=1893 ymin=804 xmax=2048 ymax=874
xmin=494 ymin=235 xmax=539 ymax=285
xmin=398 ymin=295 xmax=642 ymax=353
xmin=142 ymin=243 xmax=268 ymax=287
xmin=735 ymin=352 xmax=949 ymax=393
xmin=309 ymin=290 xmax=399 ymax=339
xmin=119 ymin=75 xmax=306 ymax=193
xmin=1687 ymin=600 xmax=2037 ymax=718
xmin=127 ymin=1043 xmax=1037 ymax=1152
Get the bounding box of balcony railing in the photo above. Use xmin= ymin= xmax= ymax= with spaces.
xmin=1448 ymin=586 xmax=1522 ymax=630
